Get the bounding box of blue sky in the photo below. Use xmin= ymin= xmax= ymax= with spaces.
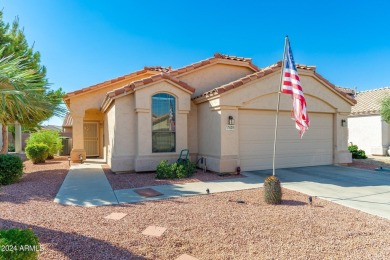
xmin=2 ymin=0 xmax=390 ymax=125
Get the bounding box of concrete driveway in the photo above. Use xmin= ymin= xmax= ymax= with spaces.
xmin=251 ymin=165 xmax=390 ymax=220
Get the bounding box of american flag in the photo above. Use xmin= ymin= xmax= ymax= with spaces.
xmin=281 ymin=37 xmax=310 ymax=138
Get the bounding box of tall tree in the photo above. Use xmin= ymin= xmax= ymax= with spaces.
xmin=380 ymin=96 xmax=390 ymax=124
xmin=0 ymin=11 xmax=65 ymax=154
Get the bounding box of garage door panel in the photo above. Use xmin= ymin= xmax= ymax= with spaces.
xmin=239 ymin=110 xmax=333 ymax=171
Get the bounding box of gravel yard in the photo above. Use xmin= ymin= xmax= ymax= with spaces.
xmin=1 ymin=157 xmax=390 ymax=259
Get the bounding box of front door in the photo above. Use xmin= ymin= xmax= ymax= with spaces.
xmin=83 ymin=122 xmax=99 ymax=157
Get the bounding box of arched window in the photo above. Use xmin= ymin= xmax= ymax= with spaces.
xmin=152 ymin=93 xmax=176 ymax=153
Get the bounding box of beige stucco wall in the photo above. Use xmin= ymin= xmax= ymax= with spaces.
xmin=108 ymin=81 xmax=192 ymax=172
xmin=195 ymin=69 xmax=353 ymax=172
xmin=104 ymin=104 xmax=115 ymax=168
xmin=108 ymin=95 xmax=137 ymax=172
xmin=187 ymin=101 xmax=198 ymax=160
xmin=348 ymin=115 xmax=389 ymax=155
xmin=196 ymin=102 xmax=223 ymax=172
xmin=178 ymin=64 xmax=254 ymax=97
xmin=67 ymin=72 xmax=156 ymax=161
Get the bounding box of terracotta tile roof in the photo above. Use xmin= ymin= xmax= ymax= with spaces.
xmin=169 ymin=53 xmax=260 ymax=77
xmin=350 ymin=87 xmax=390 ymax=115
xmin=64 ymin=67 xmax=168 ymax=99
xmin=65 ymin=53 xmax=256 ymax=100
xmin=101 ymin=73 xmax=195 ymax=111
xmin=193 ymin=61 xmax=357 ymax=105
xmin=214 ymin=53 xmax=253 ymax=62
xmin=62 ymin=113 xmax=73 ymax=127
xmin=144 ymin=66 xmax=172 ymax=73
xmin=336 ymin=87 xmax=356 ymax=96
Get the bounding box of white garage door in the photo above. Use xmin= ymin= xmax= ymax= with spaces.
xmin=239 ymin=110 xmax=333 ymax=171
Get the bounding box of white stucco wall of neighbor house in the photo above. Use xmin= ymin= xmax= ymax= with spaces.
xmin=348 ymin=115 xmax=388 ymax=155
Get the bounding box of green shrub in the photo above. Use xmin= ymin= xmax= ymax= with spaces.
xmin=26 ymin=130 xmax=62 ymax=159
xmin=156 ymin=160 xmax=173 ymax=179
xmin=25 ymin=143 xmax=49 ymax=164
xmin=0 ymin=228 xmax=40 ymax=260
xmin=0 ymin=154 xmax=23 ymax=185
xmin=348 ymin=143 xmax=367 ymax=159
xmin=263 ymin=175 xmax=282 ymax=205
xmin=156 ymin=160 xmax=196 ymax=179
xmin=175 ymin=161 xmax=196 ymax=178
xmin=8 ymin=143 xmax=15 ymax=152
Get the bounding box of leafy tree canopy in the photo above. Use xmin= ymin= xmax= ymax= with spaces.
xmin=380 ymin=96 xmax=390 ymax=124
xmin=0 ymin=10 xmax=66 ymax=153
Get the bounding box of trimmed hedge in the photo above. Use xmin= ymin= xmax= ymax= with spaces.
xmin=25 ymin=143 xmax=49 ymax=164
xmin=0 ymin=228 xmax=40 ymax=260
xmin=0 ymin=154 xmax=23 ymax=185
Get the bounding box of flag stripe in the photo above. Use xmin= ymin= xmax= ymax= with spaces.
xmin=280 ymin=38 xmax=310 ymax=138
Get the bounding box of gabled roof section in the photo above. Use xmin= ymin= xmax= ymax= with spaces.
xmin=168 ymin=53 xmax=260 ymax=77
xmin=193 ymin=61 xmax=357 ymax=105
xmin=101 ymin=73 xmax=195 ymax=112
xmin=64 ymin=66 xmax=171 ymax=100
xmin=62 ymin=112 xmax=73 ymax=127
xmin=351 ymin=87 xmax=390 ymax=115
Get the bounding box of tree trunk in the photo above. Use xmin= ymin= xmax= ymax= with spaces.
xmin=1 ymin=125 xmax=8 ymax=154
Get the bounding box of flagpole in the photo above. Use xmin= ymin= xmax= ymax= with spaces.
xmin=272 ymin=36 xmax=289 ymax=176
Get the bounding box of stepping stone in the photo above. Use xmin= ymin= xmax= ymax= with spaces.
xmin=134 ymin=188 xmax=163 ymax=197
xmin=176 ymin=254 xmax=199 ymax=260
xmin=104 ymin=212 xmax=128 ymax=220
xmin=142 ymin=225 xmax=167 ymax=237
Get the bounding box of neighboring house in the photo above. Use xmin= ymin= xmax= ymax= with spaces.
xmin=348 ymin=87 xmax=390 ymax=155
xmin=42 ymin=125 xmax=62 ymax=132
xmin=64 ymin=53 xmax=355 ymax=173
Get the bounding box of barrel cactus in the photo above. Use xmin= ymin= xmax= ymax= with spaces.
xmin=263 ymin=175 xmax=282 ymax=204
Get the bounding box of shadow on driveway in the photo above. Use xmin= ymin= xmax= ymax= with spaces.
xmin=248 ymin=165 xmax=390 ymax=220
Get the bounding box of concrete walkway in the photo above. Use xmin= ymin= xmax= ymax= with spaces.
xmin=54 ymin=163 xmax=119 ymax=206
xmin=55 ymin=163 xmax=390 ymax=220
xmin=54 ymin=163 xmax=263 ymax=207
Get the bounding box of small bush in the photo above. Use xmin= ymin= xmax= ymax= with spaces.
xmin=156 ymin=160 xmax=173 ymax=179
xmin=348 ymin=143 xmax=367 ymax=159
xmin=156 ymin=160 xmax=196 ymax=179
xmin=8 ymin=143 xmax=15 ymax=152
xmin=0 ymin=228 xmax=40 ymax=260
xmin=0 ymin=154 xmax=23 ymax=185
xmin=26 ymin=130 xmax=62 ymax=159
xmin=25 ymin=143 xmax=49 ymax=164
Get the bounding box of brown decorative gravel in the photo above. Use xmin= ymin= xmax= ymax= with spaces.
xmin=102 ymin=165 xmax=243 ymax=190
xmin=349 ymin=155 xmax=390 ymax=171
xmin=1 ymin=157 xmax=390 ymax=259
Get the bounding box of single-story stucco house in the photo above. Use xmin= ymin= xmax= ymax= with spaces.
xmin=348 ymin=87 xmax=390 ymax=156
xmin=63 ymin=53 xmax=355 ymax=173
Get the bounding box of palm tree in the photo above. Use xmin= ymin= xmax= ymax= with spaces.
xmin=0 ymin=49 xmax=65 ymax=154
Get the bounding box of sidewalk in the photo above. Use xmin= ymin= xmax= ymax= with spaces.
xmin=54 ymin=163 xmax=263 ymax=207
xmin=54 ymin=163 xmax=119 ymax=206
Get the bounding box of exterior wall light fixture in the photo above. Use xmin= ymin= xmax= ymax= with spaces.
xmin=228 ymin=116 xmax=235 ymax=125
xmin=341 ymin=119 xmax=347 ymax=127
